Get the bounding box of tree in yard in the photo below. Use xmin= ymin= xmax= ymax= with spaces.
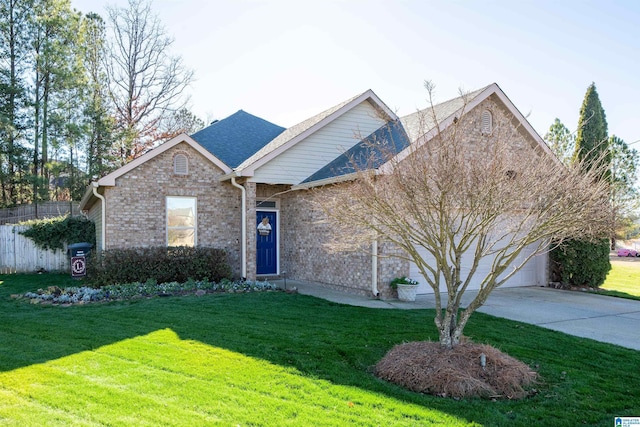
xmin=551 ymin=82 xmax=611 ymax=284
xmin=157 ymin=107 xmax=205 ymax=140
xmin=105 ymin=0 xmax=193 ymax=165
xmin=80 ymin=12 xmax=116 ymax=179
xmin=316 ymin=83 xmax=612 ymax=349
xmin=544 ymin=118 xmax=575 ymax=166
xmin=29 ymin=0 xmax=85 ymax=202
xmin=0 ymin=0 xmax=33 ymax=206
xmin=609 ymin=135 xmax=640 ymax=240
xmin=574 ymin=83 xmax=609 ymax=170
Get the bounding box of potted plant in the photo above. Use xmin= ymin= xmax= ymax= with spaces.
xmin=390 ymin=276 xmax=419 ymax=302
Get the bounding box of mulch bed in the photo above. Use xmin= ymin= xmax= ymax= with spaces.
xmin=374 ymin=341 xmax=537 ymax=400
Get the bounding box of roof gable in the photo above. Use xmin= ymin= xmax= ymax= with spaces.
xmin=387 ymin=83 xmax=553 ymax=171
xmin=233 ymin=89 xmax=398 ymax=177
xmin=96 ymin=133 xmax=232 ymax=187
xmin=191 ymin=110 xmax=285 ymax=168
xmin=302 ymin=120 xmax=410 ymax=184
xmin=399 ymin=85 xmax=489 ymax=141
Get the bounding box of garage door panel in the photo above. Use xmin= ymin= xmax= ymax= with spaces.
xmin=410 ymin=243 xmax=544 ymax=295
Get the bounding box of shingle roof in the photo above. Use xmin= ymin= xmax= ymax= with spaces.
xmin=302 ymin=120 xmax=410 ymax=184
xmin=235 ymin=91 xmax=370 ymax=171
xmin=400 ymin=85 xmax=489 ymax=140
xmin=190 ymin=110 xmax=285 ymax=168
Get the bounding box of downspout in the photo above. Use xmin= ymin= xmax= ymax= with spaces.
xmin=92 ymin=182 xmax=106 ymax=251
xmin=230 ymin=177 xmax=247 ymax=279
xmin=371 ymin=238 xmax=379 ymax=297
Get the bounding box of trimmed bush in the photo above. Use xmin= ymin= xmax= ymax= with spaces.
xmin=88 ymin=246 xmax=232 ymax=287
xmin=550 ymin=239 xmax=611 ymax=288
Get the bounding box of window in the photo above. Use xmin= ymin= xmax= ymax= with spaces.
xmin=174 ymin=153 xmax=188 ymax=175
xmin=256 ymin=200 xmax=277 ymax=208
xmin=167 ymin=196 xmax=196 ymax=247
xmin=481 ymin=110 xmax=493 ymax=134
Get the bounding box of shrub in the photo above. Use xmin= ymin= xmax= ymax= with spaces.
xmin=19 ymin=215 xmax=96 ymax=252
xmin=550 ymin=239 xmax=611 ymax=288
xmin=88 ymin=246 xmax=233 ymax=287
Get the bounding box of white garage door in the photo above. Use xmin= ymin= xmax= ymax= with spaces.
xmin=409 ymin=243 xmax=547 ymax=295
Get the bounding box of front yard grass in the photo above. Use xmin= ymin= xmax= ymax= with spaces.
xmin=601 ymin=259 xmax=640 ymax=300
xmin=1 ymin=273 xmax=639 ymax=426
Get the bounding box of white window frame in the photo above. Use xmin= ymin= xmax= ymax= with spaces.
xmin=166 ymin=196 xmax=197 ymax=247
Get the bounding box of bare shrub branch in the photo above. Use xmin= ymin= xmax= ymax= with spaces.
xmin=314 ymin=84 xmax=612 ymax=348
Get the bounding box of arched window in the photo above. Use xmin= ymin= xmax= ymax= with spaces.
xmin=481 ymin=110 xmax=493 ymax=134
xmin=174 ymin=153 xmax=188 ymax=175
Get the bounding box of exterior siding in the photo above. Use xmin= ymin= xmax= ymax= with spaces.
xmin=86 ymin=198 xmax=102 ymax=251
xmin=252 ymin=101 xmax=387 ymax=184
xmin=101 ymin=142 xmax=244 ymax=277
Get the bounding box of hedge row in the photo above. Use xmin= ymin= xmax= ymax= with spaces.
xmin=88 ymin=246 xmax=233 ymax=287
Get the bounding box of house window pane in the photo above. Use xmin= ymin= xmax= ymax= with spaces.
xmin=168 ymin=228 xmax=195 ymax=247
xmin=167 ymin=197 xmax=196 ymax=246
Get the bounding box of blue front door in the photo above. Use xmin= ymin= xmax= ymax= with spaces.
xmin=256 ymin=211 xmax=277 ymax=275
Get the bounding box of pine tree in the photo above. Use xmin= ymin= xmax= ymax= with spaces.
xmin=544 ymin=118 xmax=575 ymax=166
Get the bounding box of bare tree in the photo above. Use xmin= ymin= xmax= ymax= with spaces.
xmin=316 ymin=83 xmax=612 ymax=349
xmin=105 ymin=0 xmax=193 ymax=164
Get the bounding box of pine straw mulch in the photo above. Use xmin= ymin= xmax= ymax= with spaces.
xmin=374 ymin=341 xmax=538 ymax=400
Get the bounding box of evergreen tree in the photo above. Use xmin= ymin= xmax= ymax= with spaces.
xmin=544 ymin=118 xmax=575 ymax=166
xmin=551 ymin=83 xmax=611 ymax=288
xmin=574 ymin=83 xmax=610 ymax=177
xmin=610 ymin=135 xmax=640 ymax=240
xmin=80 ymin=12 xmax=116 ymax=180
xmin=0 ymin=0 xmax=33 ymax=206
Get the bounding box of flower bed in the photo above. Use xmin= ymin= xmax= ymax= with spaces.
xmin=18 ymin=278 xmax=278 ymax=305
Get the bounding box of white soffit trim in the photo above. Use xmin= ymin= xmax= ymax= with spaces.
xmin=238 ymin=90 xmax=398 ymax=177
xmin=97 ymin=133 xmax=233 ymax=186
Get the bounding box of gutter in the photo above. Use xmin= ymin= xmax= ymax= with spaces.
xmin=219 ymin=170 xmax=240 ymax=182
xmin=230 ymin=177 xmax=247 ymax=279
xmin=372 ymin=238 xmax=379 ymax=297
xmin=91 ymin=182 xmax=106 ymax=251
xmin=290 ymin=170 xmax=377 ymax=191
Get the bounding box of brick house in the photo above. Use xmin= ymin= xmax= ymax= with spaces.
xmin=80 ymin=83 xmax=550 ymax=299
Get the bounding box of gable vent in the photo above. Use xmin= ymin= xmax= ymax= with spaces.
xmin=481 ymin=110 xmax=493 ymax=135
xmin=174 ymin=154 xmax=188 ymax=175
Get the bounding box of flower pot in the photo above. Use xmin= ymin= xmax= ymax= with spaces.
xmin=396 ymin=284 xmax=417 ymax=302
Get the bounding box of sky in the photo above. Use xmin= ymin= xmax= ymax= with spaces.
xmin=71 ymin=0 xmax=640 ymax=145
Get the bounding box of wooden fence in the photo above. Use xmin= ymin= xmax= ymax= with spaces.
xmin=0 ymin=225 xmax=69 ymax=274
xmin=0 ymin=201 xmax=80 ymax=225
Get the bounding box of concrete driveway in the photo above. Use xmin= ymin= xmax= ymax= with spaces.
xmin=462 ymin=287 xmax=640 ymax=351
xmin=282 ymin=281 xmax=640 ymax=351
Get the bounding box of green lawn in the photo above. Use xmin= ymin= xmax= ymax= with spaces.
xmin=601 ymin=260 xmax=640 ymax=300
xmin=1 ymin=274 xmax=639 ymax=426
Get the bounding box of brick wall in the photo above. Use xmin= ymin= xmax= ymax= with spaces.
xmin=275 ymin=95 xmax=547 ymax=298
xmin=86 ymin=94 xmax=545 ymax=295
xmin=100 ymin=142 xmax=244 ymax=277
